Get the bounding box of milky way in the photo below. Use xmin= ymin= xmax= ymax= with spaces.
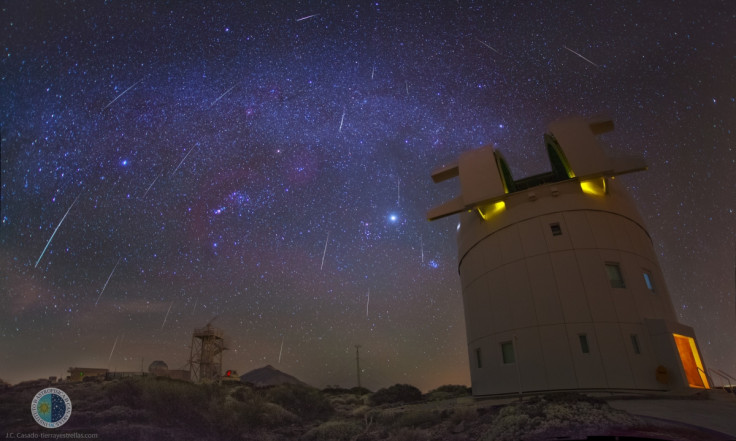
xmin=1 ymin=1 xmax=734 ymax=391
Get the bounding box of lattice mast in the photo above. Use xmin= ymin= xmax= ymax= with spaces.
xmin=189 ymin=322 xmax=227 ymax=383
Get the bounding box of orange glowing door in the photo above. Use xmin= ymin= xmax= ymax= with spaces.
xmin=673 ymin=334 xmax=709 ymax=389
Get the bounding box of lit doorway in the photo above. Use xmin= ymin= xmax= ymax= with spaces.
xmin=673 ymin=334 xmax=709 ymax=389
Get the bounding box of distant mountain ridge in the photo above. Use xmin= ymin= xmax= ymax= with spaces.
xmin=239 ymin=365 xmax=307 ymax=387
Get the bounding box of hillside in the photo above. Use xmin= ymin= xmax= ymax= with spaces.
xmin=0 ymin=378 xmax=731 ymax=441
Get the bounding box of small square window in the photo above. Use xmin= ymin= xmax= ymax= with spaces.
xmin=631 ymin=335 xmax=641 ymax=354
xmin=550 ymin=223 xmax=562 ymax=236
xmin=475 ymin=348 xmax=483 ymax=368
xmin=605 ymin=263 xmax=626 ymax=288
xmin=643 ymin=272 xmax=655 ymax=292
xmin=579 ymin=334 xmax=590 ymax=354
xmin=501 ymin=341 xmax=515 ymax=364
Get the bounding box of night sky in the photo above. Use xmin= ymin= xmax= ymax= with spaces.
xmin=1 ymin=1 xmax=734 ymax=392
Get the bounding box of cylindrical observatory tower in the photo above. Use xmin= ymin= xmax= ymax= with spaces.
xmin=428 ymin=117 xmax=710 ymax=396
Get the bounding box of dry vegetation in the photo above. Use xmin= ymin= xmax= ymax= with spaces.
xmin=0 ymin=378 xmax=725 ymax=440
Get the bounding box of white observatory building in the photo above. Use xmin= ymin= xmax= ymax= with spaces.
xmin=429 ymin=117 xmax=710 ymax=396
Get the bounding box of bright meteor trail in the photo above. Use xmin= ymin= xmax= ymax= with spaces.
xmin=102 ymin=78 xmax=143 ymax=111
xmin=172 ymin=146 xmax=198 ymax=174
xmin=108 ymin=335 xmax=119 ymax=362
xmin=320 ymin=232 xmax=329 ymax=271
xmin=35 ymin=194 xmax=81 ymax=268
xmin=95 ymin=257 xmax=122 ymax=306
xmin=563 ymin=45 xmax=600 ymax=68
xmin=161 ymin=301 xmax=173 ymax=330
xmin=211 ymin=84 xmax=237 ymax=107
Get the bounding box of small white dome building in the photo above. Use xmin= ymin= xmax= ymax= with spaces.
xmin=429 ymin=116 xmax=710 ymax=396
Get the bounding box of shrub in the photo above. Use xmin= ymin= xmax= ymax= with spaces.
xmin=450 ymin=406 xmax=478 ymax=425
xmin=322 ymin=386 xmax=353 ymax=395
xmin=480 ymin=396 xmax=641 ymax=441
xmin=104 ymin=377 xmax=254 ymax=437
xmin=351 ymin=405 xmax=371 ymax=418
xmin=303 ymin=420 xmax=363 ymax=441
xmin=349 ymin=386 xmax=372 ymax=395
xmin=140 ymin=377 xmax=211 ymax=426
xmin=369 ymin=384 xmax=422 ymax=406
xmin=542 ymin=391 xmax=604 ymax=405
xmin=392 ymin=409 xmax=439 ymax=428
xmin=260 ymin=402 xmax=300 ymax=426
xmin=424 ymin=384 xmax=471 ymax=401
xmin=263 ymin=383 xmax=333 ymax=421
xmin=105 ymin=377 xmax=143 ymax=407
xmin=387 ymin=428 xmax=433 ymax=441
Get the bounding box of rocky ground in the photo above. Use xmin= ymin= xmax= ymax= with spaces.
xmin=0 ymin=378 xmax=730 ymax=441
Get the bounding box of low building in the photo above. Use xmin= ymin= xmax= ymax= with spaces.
xmin=147 ymin=360 xmax=191 ymax=381
xmin=167 ymin=369 xmax=191 ymax=381
xmin=67 ymin=367 xmax=108 ymax=382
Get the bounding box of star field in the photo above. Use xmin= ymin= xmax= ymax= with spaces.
xmin=1 ymin=1 xmax=734 ymax=391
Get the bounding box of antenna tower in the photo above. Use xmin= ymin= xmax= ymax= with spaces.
xmin=189 ymin=318 xmax=228 ymax=383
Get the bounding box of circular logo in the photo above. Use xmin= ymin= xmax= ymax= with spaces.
xmin=31 ymin=387 xmax=72 ymax=428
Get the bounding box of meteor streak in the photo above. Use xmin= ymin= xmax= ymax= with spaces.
xmin=366 ymin=290 xmax=370 ymax=317
xmin=476 ymin=38 xmax=501 ymax=55
xmin=35 ymin=194 xmax=81 ymax=268
xmin=296 ymin=14 xmax=319 ymax=22
xmin=563 ymin=45 xmax=600 ymax=68
xmin=95 ymin=257 xmax=121 ymax=306
xmin=102 ymin=78 xmax=143 ymax=111
xmin=141 ymin=174 xmax=160 ymax=199
xmin=278 ymin=336 xmax=284 ymax=363
xmin=172 ymin=146 xmax=197 ymax=174
xmin=339 ymin=108 xmax=346 ymax=132
xmin=161 ymin=301 xmax=173 ymax=330
xmin=211 ymin=84 xmax=237 ymax=106
xmin=108 ymin=335 xmax=119 ymax=362
xmin=320 ymin=232 xmax=329 ymax=270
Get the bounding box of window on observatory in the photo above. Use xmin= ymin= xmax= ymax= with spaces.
xmin=550 ymin=223 xmax=562 ymax=236
xmin=475 ymin=348 xmax=483 ymax=368
xmin=605 ymin=263 xmax=626 ymax=288
xmin=643 ymin=271 xmax=655 ymax=292
xmin=501 ymin=341 xmax=515 ymax=364
xmin=579 ymin=334 xmax=590 ymax=354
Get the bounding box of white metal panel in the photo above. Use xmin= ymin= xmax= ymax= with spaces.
xmin=576 ymin=249 xmax=618 ymax=322
xmin=519 ymin=217 xmax=548 ymax=258
xmin=505 ymin=260 xmax=538 ymax=329
xmin=499 ymin=224 xmax=524 ymax=264
xmin=595 ymin=323 xmax=635 ymax=388
xmin=566 ymin=323 xmax=608 ymax=388
xmin=564 ymin=211 xmax=597 ymax=249
xmin=526 ymin=254 xmax=565 ymax=325
xmin=539 ymin=324 xmax=577 ymax=389
xmin=552 ymin=251 xmax=592 ymax=323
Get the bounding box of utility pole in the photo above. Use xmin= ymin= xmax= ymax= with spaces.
xmin=355 ymin=345 xmax=362 ymax=388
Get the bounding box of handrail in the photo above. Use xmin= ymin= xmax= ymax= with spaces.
xmin=697 ymin=367 xmax=714 ymax=389
xmin=711 ymin=368 xmax=734 ymax=392
xmin=712 ymin=367 xmax=736 ymax=381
